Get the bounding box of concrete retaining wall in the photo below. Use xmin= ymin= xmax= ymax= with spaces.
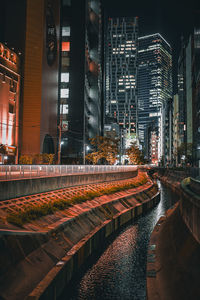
xmin=0 ymin=170 xmax=137 ymax=201
xmin=180 ymin=178 xmax=200 ymax=245
xmin=0 ymin=183 xmax=159 ymax=300
xmin=147 ymin=202 xmax=200 ymax=300
xmin=27 ymin=190 xmax=160 ymax=300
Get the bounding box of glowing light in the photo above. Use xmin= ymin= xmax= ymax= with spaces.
xmin=62 ymin=42 xmax=70 ymax=51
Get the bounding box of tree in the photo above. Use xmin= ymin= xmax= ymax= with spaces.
xmin=126 ymin=142 xmax=145 ymax=165
xmin=85 ymin=135 xmax=119 ymax=165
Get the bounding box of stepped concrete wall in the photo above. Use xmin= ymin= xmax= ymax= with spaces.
xmin=0 ymin=170 xmax=137 ymax=201
xmin=0 ymin=182 xmax=159 ymax=300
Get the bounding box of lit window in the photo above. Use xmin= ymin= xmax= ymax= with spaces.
xmin=60 ymin=104 xmax=68 ymax=114
xmin=61 ymin=88 xmax=69 ymax=98
xmin=61 ymin=73 xmax=69 ymax=82
xmin=62 ymin=26 xmax=70 ymax=36
xmin=62 ymin=42 xmax=70 ymax=51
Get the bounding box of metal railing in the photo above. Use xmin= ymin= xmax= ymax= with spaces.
xmin=154 ymin=166 xmax=200 ymax=180
xmin=0 ymin=165 xmax=138 ymax=181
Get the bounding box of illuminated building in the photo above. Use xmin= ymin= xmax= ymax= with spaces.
xmin=162 ymin=97 xmax=173 ymax=166
xmin=172 ymin=94 xmax=179 ymax=165
xmin=59 ymin=0 xmax=103 ymax=163
xmin=105 ymin=17 xmax=138 ymax=140
xmin=20 ymin=0 xmax=60 ymax=157
xmin=138 ymin=33 xmax=172 ymax=161
xmin=2 ymin=0 xmax=60 ymax=159
xmin=0 ymin=43 xmax=20 ymax=164
xmin=149 ymin=131 xmax=158 ymax=165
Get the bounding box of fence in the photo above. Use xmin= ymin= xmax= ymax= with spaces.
xmin=0 ymin=165 xmax=138 ymax=181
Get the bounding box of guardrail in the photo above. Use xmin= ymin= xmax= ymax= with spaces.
xmin=153 ymin=166 xmax=200 ymax=180
xmin=0 ymin=165 xmax=138 ymax=181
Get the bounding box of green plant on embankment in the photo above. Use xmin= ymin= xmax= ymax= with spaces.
xmin=7 ymin=173 xmax=150 ymax=227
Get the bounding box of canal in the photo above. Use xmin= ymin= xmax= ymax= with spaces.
xmin=60 ymin=181 xmax=178 ymax=300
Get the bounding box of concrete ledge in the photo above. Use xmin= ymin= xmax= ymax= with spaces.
xmin=0 ymin=170 xmax=137 ymax=201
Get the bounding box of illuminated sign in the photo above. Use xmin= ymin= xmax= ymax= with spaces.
xmin=0 ymin=43 xmax=17 ymax=65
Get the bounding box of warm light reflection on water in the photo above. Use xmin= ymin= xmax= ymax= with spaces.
xmin=61 ymin=181 xmax=178 ymax=300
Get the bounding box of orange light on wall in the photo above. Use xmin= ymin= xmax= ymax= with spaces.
xmin=62 ymin=42 xmax=70 ymax=51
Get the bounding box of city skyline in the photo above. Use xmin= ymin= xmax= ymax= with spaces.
xmin=102 ymin=0 xmax=199 ymax=93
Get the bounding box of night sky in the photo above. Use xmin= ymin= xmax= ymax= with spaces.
xmin=102 ymin=0 xmax=200 ymax=93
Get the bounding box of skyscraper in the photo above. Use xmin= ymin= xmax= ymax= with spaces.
xmin=105 ymin=17 xmax=138 ymax=139
xmin=60 ymin=0 xmax=103 ymax=163
xmin=138 ymin=33 xmax=172 ymax=161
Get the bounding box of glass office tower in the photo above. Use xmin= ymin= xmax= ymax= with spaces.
xmin=138 ymin=33 xmax=172 ymax=161
xmin=105 ymin=17 xmax=138 ymax=137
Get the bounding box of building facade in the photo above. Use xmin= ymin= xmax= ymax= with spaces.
xmin=137 ymin=33 xmax=172 ymax=162
xmin=162 ymin=97 xmax=173 ymax=166
xmin=172 ymin=94 xmax=179 ymax=165
xmin=177 ymin=29 xmax=200 ymax=166
xmin=20 ymin=0 xmax=60 ymax=157
xmin=2 ymin=0 xmax=60 ymax=161
xmin=193 ymin=28 xmax=200 ymax=166
xmin=59 ymin=0 xmax=103 ymax=163
xmin=105 ymin=17 xmax=138 ymax=142
xmin=0 ymin=43 xmax=20 ymax=164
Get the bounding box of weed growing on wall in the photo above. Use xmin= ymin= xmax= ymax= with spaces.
xmin=7 ymin=173 xmax=153 ymax=227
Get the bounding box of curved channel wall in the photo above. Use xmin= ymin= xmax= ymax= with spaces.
xmin=155 ymin=168 xmax=200 ymax=245
xmin=0 ymin=170 xmax=137 ymax=201
xmin=0 ymin=180 xmax=159 ymax=300
xmin=180 ymin=177 xmax=200 ymax=245
xmin=147 ymin=169 xmax=200 ymax=300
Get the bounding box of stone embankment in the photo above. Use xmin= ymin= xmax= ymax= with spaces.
xmin=147 ymin=169 xmax=200 ymax=300
xmin=0 ymin=172 xmax=159 ymax=300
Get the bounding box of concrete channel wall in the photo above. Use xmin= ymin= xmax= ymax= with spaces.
xmin=27 ymin=187 xmax=160 ymax=300
xmin=157 ymin=168 xmax=200 ymax=246
xmin=180 ymin=177 xmax=200 ymax=245
xmin=0 ymin=181 xmax=159 ymax=300
xmin=147 ymin=172 xmax=200 ymax=300
xmin=0 ymin=170 xmax=137 ymax=201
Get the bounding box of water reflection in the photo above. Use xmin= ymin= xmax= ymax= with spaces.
xmin=61 ymin=182 xmax=178 ymax=300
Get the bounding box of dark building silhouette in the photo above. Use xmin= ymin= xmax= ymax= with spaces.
xmin=59 ymin=0 xmax=103 ymax=163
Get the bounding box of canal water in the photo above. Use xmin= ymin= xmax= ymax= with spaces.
xmin=60 ymin=181 xmax=178 ymax=300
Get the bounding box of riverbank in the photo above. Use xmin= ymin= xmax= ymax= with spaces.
xmin=147 ymin=203 xmax=200 ymax=300
xmin=147 ymin=170 xmax=200 ymax=300
xmin=0 ymin=172 xmax=159 ymax=300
